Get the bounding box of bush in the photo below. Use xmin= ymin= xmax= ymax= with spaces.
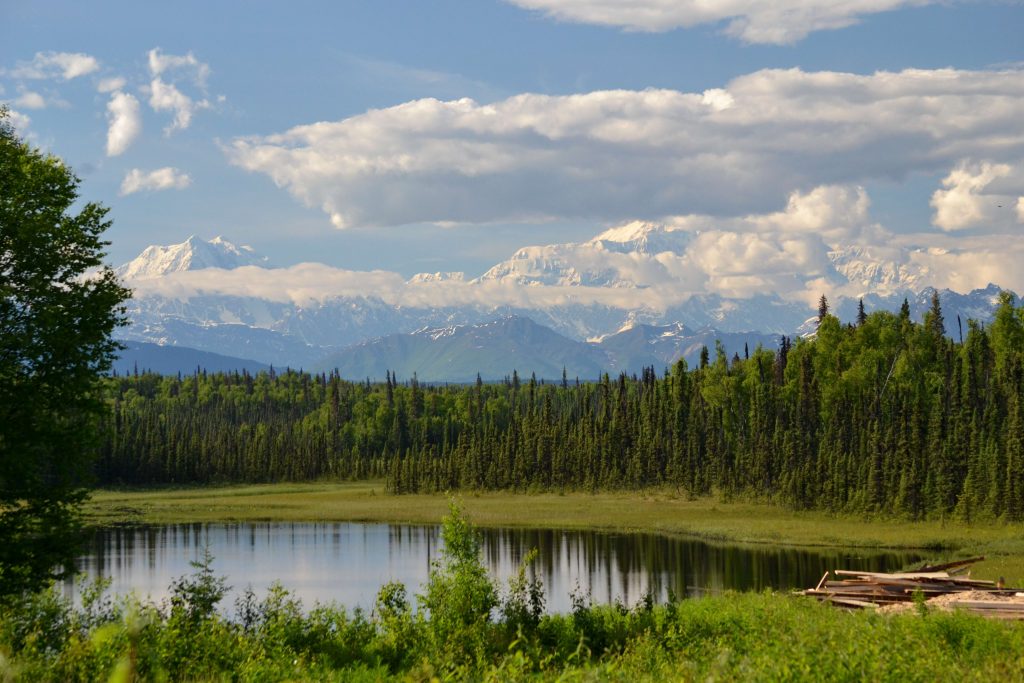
xmin=417 ymin=500 xmax=498 ymax=670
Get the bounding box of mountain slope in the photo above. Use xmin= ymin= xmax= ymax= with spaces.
xmin=317 ymin=316 xmax=613 ymax=382
xmin=597 ymin=322 xmax=779 ymax=370
xmin=318 ymin=316 xmax=783 ymax=381
xmin=115 ymin=235 xmax=266 ymax=280
xmin=113 ymin=341 xmax=269 ymax=376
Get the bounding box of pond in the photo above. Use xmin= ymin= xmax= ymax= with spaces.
xmin=66 ymin=523 xmax=924 ymax=613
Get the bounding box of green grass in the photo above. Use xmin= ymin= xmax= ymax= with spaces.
xmin=6 ymin=571 xmax=1024 ymax=681
xmin=85 ymin=481 xmax=1024 ymax=584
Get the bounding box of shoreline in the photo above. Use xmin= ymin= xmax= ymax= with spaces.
xmin=84 ymin=481 xmax=1024 ymax=583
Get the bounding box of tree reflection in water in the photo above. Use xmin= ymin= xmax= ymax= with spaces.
xmin=67 ymin=523 xmax=922 ymax=613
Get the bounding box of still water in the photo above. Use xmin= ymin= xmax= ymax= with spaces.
xmin=67 ymin=523 xmax=922 ymax=613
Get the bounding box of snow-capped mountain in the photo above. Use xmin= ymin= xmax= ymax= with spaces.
xmin=829 ymin=245 xmax=931 ymax=295
xmin=406 ymin=272 xmax=466 ymax=285
xmin=115 ymin=235 xmax=267 ymax=280
xmin=478 ymin=221 xmax=691 ymax=287
xmin=113 ymin=232 xmax=1013 ymax=372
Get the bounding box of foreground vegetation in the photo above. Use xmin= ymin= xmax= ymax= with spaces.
xmin=100 ymin=294 xmax=1024 ymax=522
xmin=7 ymin=504 xmax=1024 ymax=681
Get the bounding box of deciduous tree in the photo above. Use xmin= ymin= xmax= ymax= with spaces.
xmin=0 ymin=108 xmax=129 ymax=597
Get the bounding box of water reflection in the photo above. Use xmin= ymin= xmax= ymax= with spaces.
xmin=66 ymin=523 xmax=922 ymax=613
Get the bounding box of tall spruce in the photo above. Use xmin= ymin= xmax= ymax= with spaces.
xmin=95 ymin=297 xmax=1024 ymax=521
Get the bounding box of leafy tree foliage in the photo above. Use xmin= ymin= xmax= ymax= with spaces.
xmin=0 ymin=108 xmax=129 ymax=597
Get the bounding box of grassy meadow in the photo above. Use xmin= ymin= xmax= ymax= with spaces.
xmin=86 ymin=481 xmax=1024 ymax=584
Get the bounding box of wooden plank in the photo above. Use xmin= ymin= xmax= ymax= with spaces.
xmin=912 ymin=556 xmax=985 ymax=573
xmin=833 ymin=570 xmax=954 ymax=580
xmin=806 ymin=592 xmax=907 ymax=603
xmin=950 ymin=601 xmax=1024 ymax=610
xmin=826 ymin=597 xmax=879 ymax=609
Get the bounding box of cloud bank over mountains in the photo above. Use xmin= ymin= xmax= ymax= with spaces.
xmin=227 ymin=67 xmax=1024 ymax=235
xmin=123 ymin=180 xmax=1024 ymax=315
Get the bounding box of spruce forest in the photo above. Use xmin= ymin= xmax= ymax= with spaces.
xmin=100 ymin=293 xmax=1024 ymax=519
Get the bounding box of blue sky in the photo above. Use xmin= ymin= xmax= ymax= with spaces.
xmin=2 ymin=0 xmax=1023 ymax=292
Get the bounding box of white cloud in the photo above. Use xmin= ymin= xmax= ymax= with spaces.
xmin=128 ymin=262 xmax=659 ymax=311
xmin=930 ymin=161 xmax=1017 ymax=231
xmin=141 ymin=49 xmax=214 ymax=132
xmin=5 ymin=109 xmax=31 ymax=131
xmin=226 ymin=67 xmax=1024 ymax=231
xmin=105 ymin=91 xmax=142 ymax=156
xmin=147 ymin=78 xmax=209 ymax=132
xmin=5 ymin=51 xmax=99 ymax=80
xmin=908 ymin=244 xmax=1024 ymax=294
xmin=1017 ymin=197 xmax=1024 ymax=224
xmin=13 ymin=90 xmax=46 ymax=109
xmin=97 ymin=76 xmax=126 ymax=93
xmin=505 ymin=0 xmax=940 ymax=44
xmin=120 ymin=167 xmax=192 ymax=196
xmin=122 ymin=180 xmax=1024 ymax=316
xmin=671 ymin=185 xmax=880 ymax=243
xmin=147 ymin=48 xmax=210 ymax=86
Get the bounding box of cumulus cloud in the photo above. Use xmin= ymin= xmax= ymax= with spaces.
xmin=1017 ymin=197 xmax=1024 ymax=224
xmin=930 ymin=161 xmax=1021 ymax=231
xmin=505 ymin=0 xmax=941 ymax=44
xmin=141 ymin=49 xmax=213 ymax=132
xmin=13 ymin=90 xmax=46 ymax=109
xmin=5 ymin=51 xmax=99 ymax=80
xmin=125 ymin=238 xmax=1024 ymax=323
xmin=5 ymin=109 xmax=31 ymax=131
xmin=105 ymin=91 xmax=142 ymax=156
xmin=122 ymin=177 xmax=1024 ymax=319
xmin=128 ymin=262 xmax=663 ymax=311
xmin=907 ymin=243 xmax=1024 ymax=294
xmin=148 ymin=79 xmax=191 ymax=130
xmin=120 ymin=167 xmax=192 ymax=196
xmin=97 ymin=76 xmax=126 ymax=93
xmin=226 ymin=67 xmax=1024 ymax=230
xmin=119 ymin=185 xmax=888 ymax=310
xmin=147 ymin=48 xmax=210 ymax=86
xmin=669 ymin=185 xmax=881 ymax=244
xmin=146 ymin=78 xmax=210 ymax=132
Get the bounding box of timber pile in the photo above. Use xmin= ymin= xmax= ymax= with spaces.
xmin=803 ymin=556 xmax=1024 ymax=619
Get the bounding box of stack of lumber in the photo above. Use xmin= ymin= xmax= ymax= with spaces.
xmin=803 ymin=556 xmax=1024 ymax=618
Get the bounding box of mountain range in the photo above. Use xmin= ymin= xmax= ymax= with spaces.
xmin=111 ymin=225 xmax=1010 ymax=379
xmin=317 ymin=317 xmax=779 ymax=382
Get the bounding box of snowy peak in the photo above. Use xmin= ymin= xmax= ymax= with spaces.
xmin=828 ymin=245 xmax=930 ymax=295
xmin=116 ymin=235 xmax=267 ymax=280
xmin=586 ymin=221 xmax=692 ymax=255
xmin=477 ymin=221 xmax=689 ymax=288
xmin=406 ymin=271 xmax=466 ymax=285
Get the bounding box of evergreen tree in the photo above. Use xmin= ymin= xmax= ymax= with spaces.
xmin=926 ymin=290 xmax=945 ymax=340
